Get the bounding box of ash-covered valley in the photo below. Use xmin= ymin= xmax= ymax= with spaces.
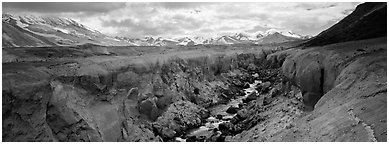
xmin=2 ymin=2 xmax=387 ymax=142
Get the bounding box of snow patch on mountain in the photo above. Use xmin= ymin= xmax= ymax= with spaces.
xmin=177 ymin=37 xmax=195 ymax=46
xmin=15 ymin=20 xmax=29 ymax=28
xmin=264 ymin=28 xmax=304 ymax=38
xmin=52 ymin=27 xmax=70 ymax=34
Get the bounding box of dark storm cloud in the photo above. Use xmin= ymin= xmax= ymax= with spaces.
xmin=3 ymin=2 xmax=125 ymax=13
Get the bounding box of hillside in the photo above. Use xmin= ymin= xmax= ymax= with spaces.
xmin=305 ymin=2 xmax=386 ymax=46
xmin=259 ymin=32 xmax=302 ymax=44
xmin=2 ymin=14 xmax=134 ymax=47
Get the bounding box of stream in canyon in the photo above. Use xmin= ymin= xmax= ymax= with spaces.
xmin=175 ymin=80 xmax=262 ymax=142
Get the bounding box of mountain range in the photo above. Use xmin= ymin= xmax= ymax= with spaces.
xmin=2 ymin=13 xmax=312 ymax=47
xmin=115 ymin=29 xmax=312 ymax=46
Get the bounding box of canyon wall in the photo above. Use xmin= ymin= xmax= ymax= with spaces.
xmin=2 ymin=48 xmax=270 ymax=141
xmin=2 ymin=37 xmax=386 ymax=142
xmin=269 ymin=37 xmax=386 ymax=141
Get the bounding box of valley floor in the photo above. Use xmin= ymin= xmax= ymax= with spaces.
xmin=2 ymin=37 xmax=387 ymax=142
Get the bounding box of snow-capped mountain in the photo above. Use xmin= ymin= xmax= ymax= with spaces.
xmin=203 ymin=38 xmax=215 ymax=45
xmin=233 ymin=33 xmax=249 ymax=40
xmin=154 ymin=37 xmax=179 ymax=46
xmin=264 ymin=29 xmax=305 ymax=39
xmin=207 ymin=30 xmax=310 ymax=45
xmin=107 ymin=29 xmax=311 ymax=46
xmin=254 ymin=31 xmax=265 ymax=39
xmin=117 ymin=29 xmax=310 ymax=46
xmin=256 ymin=33 xmax=264 ymax=39
xmin=117 ymin=36 xmax=204 ymax=46
xmin=176 ymin=37 xmax=195 ymax=46
xmin=117 ymin=36 xmax=180 ymax=46
xmin=2 ymin=13 xmax=135 ymax=47
xmin=191 ymin=36 xmax=207 ymax=45
xmin=231 ymin=32 xmax=258 ymax=41
xmin=3 ymin=13 xmax=311 ymax=47
xmin=258 ymin=32 xmax=301 ymax=44
xmin=213 ymin=35 xmax=240 ymax=45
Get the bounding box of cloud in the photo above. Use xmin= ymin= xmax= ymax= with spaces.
xmin=153 ymin=2 xmax=214 ymax=9
xmin=3 ymin=2 xmax=125 ymax=13
xmin=100 ymin=15 xmax=187 ymax=38
xmin=3 ymin=2 xmax=361 ymax=38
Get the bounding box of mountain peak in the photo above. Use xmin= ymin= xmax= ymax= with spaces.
xmin=264 ymin=28 xmax=281 ymax=35
xmin=3 ymin=13 xmax=102 ymax=34
xmin=2 ymin=13 xmax=132 ymax=47
xmin=263 ymin=28 xmax=306 ymax=39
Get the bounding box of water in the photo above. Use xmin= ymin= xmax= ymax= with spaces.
xmin=175 ymin=80 xmax=262 ymax=142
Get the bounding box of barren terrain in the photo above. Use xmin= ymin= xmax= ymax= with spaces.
xmin=2 ymin=2 xmax=387 ymax=142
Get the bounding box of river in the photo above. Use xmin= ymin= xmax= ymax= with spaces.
xmin=175 ymin=80 xmax=262 ymax=142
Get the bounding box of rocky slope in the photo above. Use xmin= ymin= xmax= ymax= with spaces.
xmin=227 ymin=36 xmax=386 ymax=142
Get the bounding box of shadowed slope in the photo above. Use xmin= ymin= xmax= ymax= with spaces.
xmin=305 ymin=2 xmax=386 ymax=47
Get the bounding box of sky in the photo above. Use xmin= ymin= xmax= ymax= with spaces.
xmin=3 ymin=2 xmax=361 ymax=38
